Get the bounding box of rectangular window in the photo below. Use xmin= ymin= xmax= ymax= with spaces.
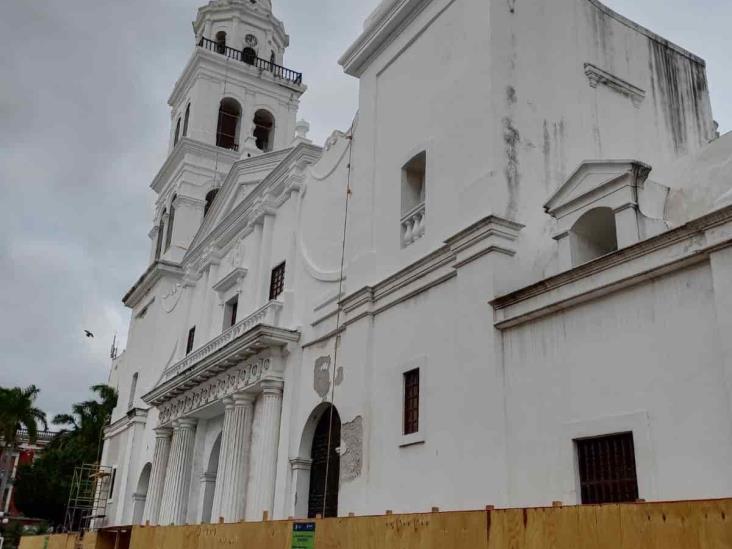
xmin=403 ymin=369 xmax=420 ymax=435
xmin=186 ymin=326 xmax=196 ymax=355
xmin=107 ymin=468 xmax=117 ymax=500
xmin=269 ymin=262 xmax=286 ymax=300
xmin=576 ymin=432 xmax=639 ymax=504
xmin=224 ymin=296 xmax=239 ymax=330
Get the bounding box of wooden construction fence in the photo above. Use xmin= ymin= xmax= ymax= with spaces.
xmin=19 ymin=498 xmax=732 ymax=549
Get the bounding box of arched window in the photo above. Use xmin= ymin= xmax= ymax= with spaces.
xmin=215 ymin=31 xmax=227 ymax=53
xmin=570 ymin=207 xmax=618 ymax=265
xmin=400 ymin=151 xmax=427 ymax=247
xmin=253 ymin=109 xmax=275 ymax=152
xmin=204 ymin=189 xmax=219 ymax=217
xmin=216 ymin=98 xmax=242 ymax=151
xmin=165 ymin=195 xmax=176 ymax=252
xmin=155 ymin=209 xmax=166 ymax=260
xmin=182 ymin=103 xmax=191 ymax=137
xmin=174 ymin=117 xmax=181 ymax=146
xmin=270 ymin=50 xmax=276 ymax=66
xmin=242 ymin=47 xmax=256 ymax=65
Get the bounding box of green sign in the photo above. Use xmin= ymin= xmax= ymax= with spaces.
xmin=292 ymin=522 xmax=316 ymax=549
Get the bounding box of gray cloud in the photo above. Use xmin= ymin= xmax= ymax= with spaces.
xmin=0 ymin=0 xmax=728 ymax=418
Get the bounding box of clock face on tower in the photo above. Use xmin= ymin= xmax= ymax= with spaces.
xmin=245 ymin=34 xmax=258 ymax=48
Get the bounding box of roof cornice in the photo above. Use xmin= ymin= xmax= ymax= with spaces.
xmin=339 ymin=0 xmax=434 ymax=77
xmin=151 ymin=138 xmax=239 ymax=194
xmin=122 ymin=260 xmax=184 ymax=308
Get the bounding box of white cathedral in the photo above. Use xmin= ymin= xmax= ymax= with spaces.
xmin=101 ymin=0 xmax=732 ymax=528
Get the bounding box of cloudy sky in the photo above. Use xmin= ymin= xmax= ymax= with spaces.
xmin=0 ymin=0 xmax=729 ymax=420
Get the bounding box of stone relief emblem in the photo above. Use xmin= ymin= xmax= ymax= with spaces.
xmin=161 ymin=281 xmax=184 ymax=313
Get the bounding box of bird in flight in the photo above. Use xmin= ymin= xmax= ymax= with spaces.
xmin=84 ymin=330 xmax=94 ymax=338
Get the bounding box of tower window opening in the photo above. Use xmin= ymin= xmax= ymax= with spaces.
xmin=216 ymin=98 xmax=241 ymax=151
xmin=183 ymin=103 xmax=191 ymax=137
xmin=242 ymin=47 xmax=257 ymax=65
xmin=270 ymin=50 xmax=276 ymax=66
xmin=165 ymin=195 xmax=176 ymax=252
xmin=569 ymin=207 xmax=618 ymax=266
xmin=215 ymin=31 xmax=227 ymax=53
xmin=155 ymin=209 xmax=166 ymax=260
xmin=174 ymin=117 xmax=181 ymax=146
xmin=253 ymin=109 xmax=275 ymax=152
xmin=204 ymin=189 xmax=219 ymax=217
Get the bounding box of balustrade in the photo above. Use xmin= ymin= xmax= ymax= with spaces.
xmin=401 ymin=202 xmax=426 ymax=247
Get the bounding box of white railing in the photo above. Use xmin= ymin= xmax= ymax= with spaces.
xmin=401 ymin=202 xmax=426 ymax=247
xmin=161 ymin=300 xmax=283 ymax=383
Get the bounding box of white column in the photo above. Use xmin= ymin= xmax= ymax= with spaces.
xmin=211 ymin=397 xmax=234 ymax=522
xmin=142 ymin=427 xmax=172 ymax=525
xmin=246 ymin=381 xmax=284 ymax=520
xmin=158 ymin=418 xmax=198 ymax=526
xmin=290 ymin=458 xmax=312 ymax=519
xmin=219 ymin=393 xmax=256 ymax=522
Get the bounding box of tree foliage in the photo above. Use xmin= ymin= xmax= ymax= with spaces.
xmin=0 ymin=385 xmax=48 ymax=449
xmin=13 ymin=384 xmax=117 ymax=527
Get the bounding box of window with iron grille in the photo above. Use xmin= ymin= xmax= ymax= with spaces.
xmin=576 ymin=432 xmax=639 ymax=504
xmin=269 ymin=262 xmax=285 ymax=300
xmin=403 ymin=369 xmax=420 ymax=435
xmin=186 ymin=326 xmax=196 ymax=355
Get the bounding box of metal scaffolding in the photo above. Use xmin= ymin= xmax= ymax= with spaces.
xmin=63 ymin=464 xmax=113 ymax=533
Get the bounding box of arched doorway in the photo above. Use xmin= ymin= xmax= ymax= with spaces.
xmin=201 ymin=432 xmax=222 ymax=523
xmin=307 ymin=405 xmax=340 ymax=518
xmin=132 ymin=463 xmax=151 ymax=525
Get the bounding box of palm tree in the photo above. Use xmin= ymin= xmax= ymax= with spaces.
xmin=0 ymin=385 xmax=48 ymax=452
xmin=52 ymin=384 xmax=117 ymax=462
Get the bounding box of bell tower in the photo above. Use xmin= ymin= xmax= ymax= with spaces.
xmin=150 ymin=0 xmax=306 ymax=264
xmin=167 ymin=0 xmax=305 ymax=158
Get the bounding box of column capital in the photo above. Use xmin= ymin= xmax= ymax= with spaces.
xmin=154 ymin=427 xmax=173 ymax=438
xmin=289 ymin=457 xmax=312 ymax=471
xmin=177 ymin=417 xmax=198 ymax=430
xmin=261 ymin=379 xmax=284 ymax=396
xmin=223 ymin=396 xmax=235 ymax=409
xmin=232 ymin=392 xmax=257 ymax=406
xmin=201 ymin=472 xmax=217 ymax=483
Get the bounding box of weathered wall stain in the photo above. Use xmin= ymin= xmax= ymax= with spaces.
xmin=507 ymin=0 xmax=516 ymax=14
xmin=339 ymin=416 xmax=363 ymax=483
xmin=504 ymin=117 xmax=521 ymax=219
xmin=651 ymin=41 xmax=687 ymax=154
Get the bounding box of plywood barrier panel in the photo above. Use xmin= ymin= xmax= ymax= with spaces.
xmin=130 ymin=525 xmax=201 ymax=549
xmin=197 ymin=521 xmax=290 ymax=549
xmin=81 ymin=532 xmax=98 ymax=549
xmin=31 ymin=498 xmax=732 ymax=549
xmin=18 ymin=535 xmax=47 ymax=549
xmin=47 ymin=534 xmax=76 ymax=549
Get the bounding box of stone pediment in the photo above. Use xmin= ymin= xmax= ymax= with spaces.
xmin=544 ymin=160 xmax=651 ymax=219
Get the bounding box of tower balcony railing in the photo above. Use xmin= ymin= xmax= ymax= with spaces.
xmin=199 ymin=37 xmax=303 ymax=85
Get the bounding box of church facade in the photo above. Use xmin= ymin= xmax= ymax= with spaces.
xmin=101 ymin=0 xmax=732 ymax=527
